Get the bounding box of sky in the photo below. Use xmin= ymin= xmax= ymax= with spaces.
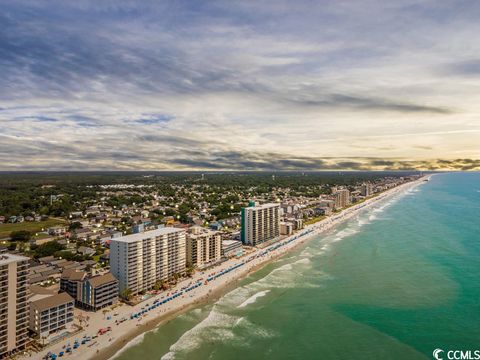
xmin=1 ymin=0 xmax=480 ymax=171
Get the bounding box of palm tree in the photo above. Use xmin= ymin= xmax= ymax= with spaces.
xmin=153 ymin=279 xmax=164 ymax=291
xmin=186 ymin=266 xmax=195 ymax=277
xmin=120 ymin=288 xmax=132 ymax=301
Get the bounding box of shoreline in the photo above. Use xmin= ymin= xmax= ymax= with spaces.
xmin=101 ymin=259 xmax=273 ymax=360
xmin=26 ymin=176 xmax=429 ymax=360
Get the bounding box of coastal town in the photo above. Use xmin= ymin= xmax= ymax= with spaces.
xmin=0 ymin=172 xmax=424 ymax=360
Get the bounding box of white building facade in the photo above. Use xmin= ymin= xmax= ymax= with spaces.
xmin=110 ymin=228 xmax=186 ymax=295
xmin=241 ymin=203 xmax=280 ymax=246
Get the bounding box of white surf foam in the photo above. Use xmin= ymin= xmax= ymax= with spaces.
xmin=216 ymin=286 xmax=252 ymax=307
xmin=270 ymin=263 xmax=293 ymax=273
xmin=238 ymin=290 xmax=270 ymax=308
xmin=293 ymin=258 xmax=311 ymax=265
xmin=161 ymin=307 xmax=274 ymax=359
xmin=161 ymin=308 xmax=238 ymax=359
xmin=111 ymin=331 xmax=147 ymax=359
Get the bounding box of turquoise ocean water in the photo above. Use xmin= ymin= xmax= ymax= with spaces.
xmin=114 ymin=173 xmax=480 ymax=360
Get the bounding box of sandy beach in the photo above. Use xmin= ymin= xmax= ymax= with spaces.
xmin=23 ymin=176 xmax=428 ymax=360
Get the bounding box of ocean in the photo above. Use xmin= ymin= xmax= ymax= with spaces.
xmin=113 ymin=172 xmax=480 ymax=360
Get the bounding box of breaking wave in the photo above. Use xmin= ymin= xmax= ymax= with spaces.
xmin=238 ymin=290 xmax=270 ymax=308
xmin=161 ymin=305 xmax=274 ymax=360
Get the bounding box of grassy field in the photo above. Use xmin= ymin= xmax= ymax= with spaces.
xmin=305 ymin=215 xmax=326 ymax=226
xmin=0 ymin=218 xmax=67 ymax=239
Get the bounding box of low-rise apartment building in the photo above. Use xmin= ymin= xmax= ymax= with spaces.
xmin=222 ymin=240 xmax=243 ymax=258
xmin=61 ymin=270 xmax=118 ymax=311
xmin=29 ymin=292 xmax=74 ymax=337
xmin=77 ymin=273 xmax=118 ymax=311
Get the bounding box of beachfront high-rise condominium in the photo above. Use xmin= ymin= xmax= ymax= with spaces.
xmin=110 ymin=227 xmax=186 ymax=295
xmin=361 ymin=183 xmax=373 ymax=197
xmin=241 ymin=202 xmax=280 ymax=246
xmin=0 ymin=254 xmax=29 ymax=359
xmin=334 ymin=189 xmax=351 ymax=209
xmin=186 ymin=227 xmax=222 ymax=268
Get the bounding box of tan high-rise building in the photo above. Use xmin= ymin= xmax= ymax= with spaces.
xmin=334 ymin=189 xmax=351 ymax=209
xmin=110 ymin=228 xmax=186 ymax=295
xmin=0 ymin=254 xmax=29 ymax=358
xmin=241 ymin=202 xmax=280 ymax=246
xmin=187 ymin=227 xmax=222 ymax=268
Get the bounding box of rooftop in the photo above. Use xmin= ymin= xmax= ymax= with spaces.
xmin=110 ymin=227 xmax=185 ymax=243
xmin=31 ymin=292 xmax=74 ymax=311
xmin=189 ymin=229 xmax=219 ymax=238
xmin=222 ymin=240 xmax=242 ymax=246
xmin=0 ymin=253 xmax=29 ymax=266
xmin=61 ymin=268 xmax=86 ymax=281
xmin=88 ymin=272 xmax=118 ymax=288
xmin=30 ymin=284 xmax=57 ymax=296
xmin=244 ymin=203 xmax=280 ymax=210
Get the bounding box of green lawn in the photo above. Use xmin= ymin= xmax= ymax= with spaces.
xmin=0 ymin=218 xmax=67 ymax=239
xmin=305 ymin=215 xmax=326 ymax=225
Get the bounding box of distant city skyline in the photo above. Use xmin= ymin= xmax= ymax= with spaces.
xmin=1 ymin=1 xmax=479 ymax=171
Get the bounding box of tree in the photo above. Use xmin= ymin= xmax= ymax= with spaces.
xmin=120 ymin=288 xmax=133 ymax=301
xmin=68 ymin=221 xmax=82 ymax=231
xmin=10 ymin=230 xmax=31 ymax=242
xmin=157 ymin=279 xmax=170 ymax=290
xmin=32 ymin=241 xmax=65 ymax=258
xmin=186 ymin=267 xmax=195 ymax=278
xmin=153 ymin=279 xmax=165 ymax=291
xmin=54 ymin=250 xmax=82 ymax=261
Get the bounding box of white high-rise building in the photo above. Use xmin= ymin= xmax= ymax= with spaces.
xmin=0 ymin=254 xmax=29 ymax=358
xmin=110 ymin=228 xmax=186 ymax=295
xmin=241 ymin=202 xmax=280 ymax=246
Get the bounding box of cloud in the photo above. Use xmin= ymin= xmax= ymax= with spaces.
xmin=15 ymin=115 xmax=59 ymax=122
xmin=442 ymin=59 xmax=480 ymax=76
xmin=284 ymin=93 xmax=453 ymax=114
xmin=134 ymin=114 xmax=174 ymax=125
xmin=0 ymin=1 xmax=479 ymax=170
